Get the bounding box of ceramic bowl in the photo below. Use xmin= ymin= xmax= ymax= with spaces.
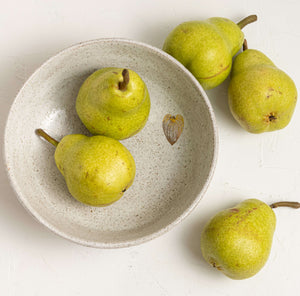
xmin=4 ymin=38 xmax=218 ymax=248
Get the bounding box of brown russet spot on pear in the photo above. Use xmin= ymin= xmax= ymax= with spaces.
xmin=229 ymin=208 xmax=239 ymax=212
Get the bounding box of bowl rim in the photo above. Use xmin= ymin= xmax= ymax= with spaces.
xmin=3 ymin=37 xmax=219 ymax=248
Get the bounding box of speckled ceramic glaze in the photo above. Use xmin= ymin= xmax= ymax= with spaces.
xmin=4 ymin=39 xmax=218 ymax=248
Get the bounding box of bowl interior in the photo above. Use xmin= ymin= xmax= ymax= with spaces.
xmin=5 ymin=39 xmax=217 ymax=247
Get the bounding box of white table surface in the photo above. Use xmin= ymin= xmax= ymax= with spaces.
xmin=1 ymin=0 xmax=300 ymax=295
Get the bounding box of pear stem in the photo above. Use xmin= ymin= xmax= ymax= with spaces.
xmin=36 ymin=128 xmax=59 ymax=147
xmin=243 ymin=39 xmax=248 ymax=51
xmin=237 ymin=15 xmax=258 ymax=29
xmin=118 ymin=69 xmax=130 ymax=91
xmin=270 ymin=201 xmax=300 ymax=209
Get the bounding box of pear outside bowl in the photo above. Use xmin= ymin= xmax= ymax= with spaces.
xmin=4 ymin=38 xmax=218 ymax=248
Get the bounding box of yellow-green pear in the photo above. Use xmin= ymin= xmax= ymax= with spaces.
xmin=201 ymin=199 xmax=300 ymax=280
xmin=76 ymin=67 xmax=150 ymax=140
xmin=163 ymin=15 xmax=257 ymax=89
xmin=36 ymin=129 xmax=135 ymax=206
xmin=228 ymin=41 xmax=297 ymax=133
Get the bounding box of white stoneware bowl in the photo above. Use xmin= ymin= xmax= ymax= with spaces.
xmin=4 ymin=39 xmax=218 ymax=248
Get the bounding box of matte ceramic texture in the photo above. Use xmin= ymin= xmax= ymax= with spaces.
xmin=4 ymin=39 xmax=218 ymax=248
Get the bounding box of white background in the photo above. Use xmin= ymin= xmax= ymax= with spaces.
xmin=1 ymin=0 xmax=300 ymax=295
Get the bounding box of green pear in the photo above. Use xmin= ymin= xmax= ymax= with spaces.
xmin=36 ymin=129 xmax=135 ymax=206
xmin=76 ymin=67 xmax=150 ymax=140
xmin=228 ymin=41 xmax=297 ymax=133
xmin=201 ymin=199 xmax=275 ymax=279
xmin=201 ymin=199 xmax=300 ymax=279
xmin=163 ymin=15 xmax=257 ymax=89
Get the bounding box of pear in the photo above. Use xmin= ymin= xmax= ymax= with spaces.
xmin=201 ymin=199 xmax=300 ymax=280
xmin=76 ymin=67 xmax=150 ymax=140
xmin=163 ymin=15 xmax=257 ymax=89
xmin=36 ymin=129 xmax=136 ymax=206
xmin=228 ymin=40 xmax=298 ymax=133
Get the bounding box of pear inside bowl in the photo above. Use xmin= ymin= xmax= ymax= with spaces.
xmin=4 ymin=39 xmax=218 ymax=248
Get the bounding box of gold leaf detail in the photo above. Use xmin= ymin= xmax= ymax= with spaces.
xmin=162 ymin=114 xmax=184 ymax=145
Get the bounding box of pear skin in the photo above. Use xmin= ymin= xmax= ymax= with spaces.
xmin=36 ymin=129 xmax=136 ymax=207
xmin=76 ymin=67 xmax=150 ymax=140
xmin=55 ymin=134 xmax=136 ymax=206
xmin=228 ymin=49 xmax=297 ymax=133
xmin=200 ymin=199 xmax=276 ymax=280
xmin=163 ymin=15 xmax=257 ymax=89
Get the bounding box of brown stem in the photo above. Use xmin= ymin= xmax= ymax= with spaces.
xmin=270 ymin=201 xmax=300 ymax=209
xmin=118 ymin=69 xmax=130 ymax=91
xmin=237 ymin=15 xmax=258 ymax=29
xmin=243 ymin=39 xmax=248 ymax=51
xmin=36 ymin=128 xmax=59 ymax=147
